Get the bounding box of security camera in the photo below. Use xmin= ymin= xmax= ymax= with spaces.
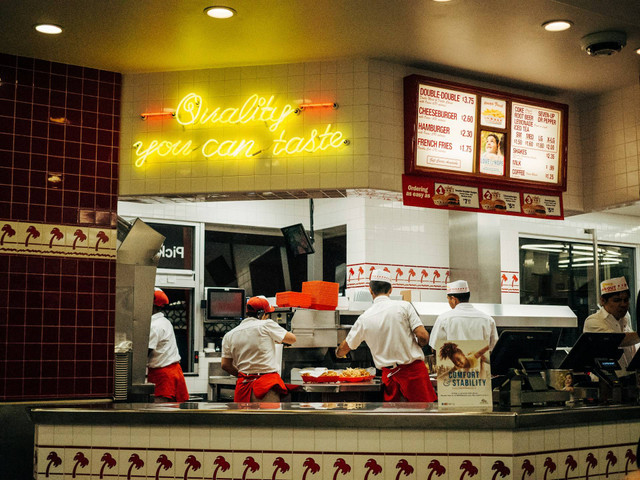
xmin=580 ymin=31 xmax=627 ymax=56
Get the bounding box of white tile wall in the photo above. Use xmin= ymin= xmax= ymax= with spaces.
xmin=34 ymin=420 xmax=639 ymax=480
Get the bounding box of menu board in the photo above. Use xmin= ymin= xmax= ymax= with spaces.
xmin=404 ymin=74 xmax=568 ymax=193
xmin=510 ymin=103 xmax=561 ymax=184
xmin=416 ymin=85 xmax=477 ymax=173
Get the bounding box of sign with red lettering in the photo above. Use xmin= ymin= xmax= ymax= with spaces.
xmin=404 ymin=75 xmax=568 ymax=193
xmin=402 ymin=174 xmax=564 ymax=219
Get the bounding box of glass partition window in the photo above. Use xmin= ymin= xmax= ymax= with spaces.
xmin=519 ymin=238 xmax=635 ymax=347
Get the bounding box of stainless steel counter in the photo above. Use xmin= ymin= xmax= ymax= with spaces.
xmin=29 ymin=401 xmax=640 ymax=430
xmin=339 ymin=302 xmax=578 ymax=328
xmin=208 ymin=376 xmax=382 ymax=401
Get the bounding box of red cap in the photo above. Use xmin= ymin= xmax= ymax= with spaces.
xmin=246 ymin=296 xmax=274 ymax=314
xmin=154 ymin=288 xmax=169 ymax=307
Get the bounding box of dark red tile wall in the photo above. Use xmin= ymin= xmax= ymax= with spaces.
xmin=0 ymin=53 xmax=120 ymax=401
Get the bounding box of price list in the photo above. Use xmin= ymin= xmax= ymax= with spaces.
xmin=510 ymin=103 xmax=561 ymax=184
xmin=416 ymin=84 xmax=477 ymax=173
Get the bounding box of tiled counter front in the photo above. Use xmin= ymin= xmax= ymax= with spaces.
xmin=32 ymin=404 xmax=639 ymax=480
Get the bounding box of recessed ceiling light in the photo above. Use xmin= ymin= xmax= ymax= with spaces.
xmin=204 ymin=6 xmax=236 ymax=19
xmin=34 ymin=24 xmax=63 ymax=34
xmin=635 ymin=47 xmax=640 ymax=55
xmin=542 ymin=20 xmax=573 ymax=32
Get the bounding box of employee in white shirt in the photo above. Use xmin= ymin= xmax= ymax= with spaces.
xmin=221 ymin=296 xmax=296 ymax=402
xmin=429 ymin=280 xmax=498 ymax=351
xmin=148 ymin=288 xmax=189 ymax=403
xmin=584 ymin=276 xmax=638 ymax=369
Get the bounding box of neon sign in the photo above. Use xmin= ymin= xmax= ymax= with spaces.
xmin=133 ymin=93 xmax=346 ymax=167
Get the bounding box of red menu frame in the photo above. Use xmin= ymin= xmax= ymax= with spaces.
xmin=404 ymin=74 xmax=569 ymax=193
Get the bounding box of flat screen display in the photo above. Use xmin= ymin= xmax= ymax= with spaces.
xmin=559 ymin=332 xmax=624 ymax=370
xmin=206 ymin=287 xmax=245 ymax=320
xmin=281 ymin=223 xmax=315 ymax=257
xmin=490 ymin=329 xmax=558 ymax=375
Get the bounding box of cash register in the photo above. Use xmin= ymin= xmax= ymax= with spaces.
xmin=491 ymin=329 xmax=568 ymax=406
xmin=559 ymin=332 xmax=625 ymax=404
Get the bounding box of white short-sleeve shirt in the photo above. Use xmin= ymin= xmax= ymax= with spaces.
xmin=428 ymin=303 xmax=498 ymax=351
xmin=148 ymin=312 xmax=182 ymax=369
xmin=221 ymin=317 xmax=288 ymax=374
xmin=345 ymin=296 xmax=425 ymax=369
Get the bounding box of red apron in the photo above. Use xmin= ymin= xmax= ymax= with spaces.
xmin=234 ymin=372 xmax=289 ymax=402
xmin=147 ymin=362 xmax=190 ymax=403
xmin=381 ymin=359 xmax=437 ymax=402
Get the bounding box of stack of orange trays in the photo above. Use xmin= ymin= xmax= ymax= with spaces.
xmin=301 ymin=281 xmax=339 ymax=310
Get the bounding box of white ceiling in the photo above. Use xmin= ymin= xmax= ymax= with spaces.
xmin=1 ymin=0 xmax=640 ymax=98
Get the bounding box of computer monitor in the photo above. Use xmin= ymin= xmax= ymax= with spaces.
xmin=206 ymin=287 xmax=245 ymax=321
xmin=281 ymin=223 xmax=315 ymax=257
xmin=558 ymin=332 xmax=625 ymax=371
xmin=490 ymin=329 xmax=558 ymax=375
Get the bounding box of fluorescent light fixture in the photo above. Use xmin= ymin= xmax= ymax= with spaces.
xmin=542 ymin=20 xmax=573 ymax=32
xmin=204 ymin=6 xmax=236 ymax=19
xmin=34 ymin=24 xmax=63 ymax=34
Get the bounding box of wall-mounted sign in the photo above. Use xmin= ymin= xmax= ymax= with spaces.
xmin=147 ymin=223 xmax=194 ymax=270
xmin=404 ymin=75 xmax=568 ymax=193
xmin=133 ymin=93 xmax=347 ymax=167
xmin=402 ymin=174 xmax=564 ymax=219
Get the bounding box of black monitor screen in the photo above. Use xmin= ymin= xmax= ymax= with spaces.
xmin=559 ymin=332 xmax=624 ymax=371
xmin=491 ymin=329 xmax=558 ymax=375
xmin=206 ymin=288 xmax=245 ymax=320
xmin=281 ymin=223 xmax=315 ymax=257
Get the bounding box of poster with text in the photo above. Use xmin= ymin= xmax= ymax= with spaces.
xmin=510 ymin=103 xmax=561 ymax=184
xmin=416 ymin=84 xmax=477 ymax=173
xmin=436 ymin=339 xmax=492 ymax=410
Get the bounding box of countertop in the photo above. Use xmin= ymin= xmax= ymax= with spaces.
xmin=29 ymin=401 xmax=640 ymax=430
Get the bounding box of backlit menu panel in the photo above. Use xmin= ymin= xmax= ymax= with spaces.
xmin=416 ymin=85 xmax=477 ymax=173
xmin=510 ymin=103 xmax=561 ymax=184
xmin=404 ymin=74 xmax=568 ymax=193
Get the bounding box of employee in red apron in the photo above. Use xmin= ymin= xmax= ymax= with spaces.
xmin=335 ymin=269 xmax=437 ymax=402
xmin=147 ymin=288 xmax=190 ymax=403
xmin=221 ymin=296 xmax=297 ymax=402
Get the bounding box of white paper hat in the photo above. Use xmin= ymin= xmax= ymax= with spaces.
xmin=600 ymin=276 xmax=629 ymax=295
xmin=370 ymin=269 xmax=392 ymax=284
xmin=447 ymin=280 xmax=470 ymax=294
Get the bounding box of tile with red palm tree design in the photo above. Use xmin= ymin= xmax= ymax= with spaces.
xmin=353 ymin=455 xmax=385 ymax=480
xmin=346 ymin=263 xmax=449 ymax=290
xmin=292 ymin=454 xmax=324 ymax=480
xmin=202 ymin=452 xmax=233 ymax=480
xmin=534 ymin=452 xmax=560 ymax=480
xmin=37 ymin=448 xmax=63 ymax=478
xmin=63 ymin=447 xmax=92 ymax=479
xmin=322 ymin=454 xmax=355 ymax=480
xmin=0 ymin=221 xmax=115 ymax=258
xmin=112 ymin=449 xmax=149 ymax=479
xmin=175 ymin=450 xmax=206 ymax=480
xmin=383 ymin=454 xmax=417 ymax=480
xmin=234 ymin=452 xmax=264 ymax=480
xmin=481 ymin=456 xmax=513 ymax=480
xmin=415 ymin=454 xmax=450 ymax=480
xmin=91 ymin=448 xmax=120 ymax=479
